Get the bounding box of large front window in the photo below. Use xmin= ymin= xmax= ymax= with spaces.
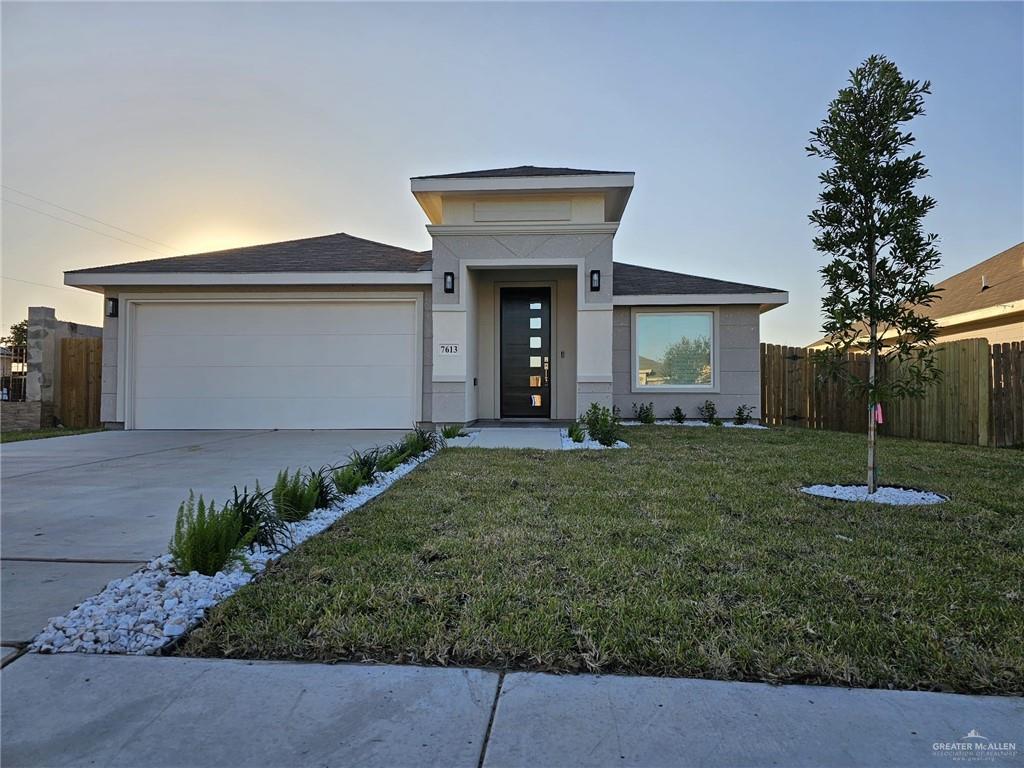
xmin=633 ymin=311 xmax=715 ymax=390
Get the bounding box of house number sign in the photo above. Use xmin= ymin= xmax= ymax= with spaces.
xmin=438 ymin=343 xmax=460 ymax=356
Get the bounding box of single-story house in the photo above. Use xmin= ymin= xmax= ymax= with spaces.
xmin=65 ymin=166 xmax=788 ymax=430
xmin=808 ymin=241 xmax=1024 ymax=349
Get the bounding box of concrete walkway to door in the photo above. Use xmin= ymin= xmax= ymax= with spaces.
xmin=449 ymin=427 xmax=564 ymax=449
xmin=0 ymin=429 xmax=405 ymax=648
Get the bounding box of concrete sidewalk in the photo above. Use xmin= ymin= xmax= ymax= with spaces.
xmin=3 ymin=654 xmax=1021 ymax=767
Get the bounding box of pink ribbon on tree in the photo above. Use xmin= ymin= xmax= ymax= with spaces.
xmin=874 ymin=403 xmax=884 ymax=424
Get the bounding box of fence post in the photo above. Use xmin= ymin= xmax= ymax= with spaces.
xmin=977 ymin=338 xmax=990 ymax=447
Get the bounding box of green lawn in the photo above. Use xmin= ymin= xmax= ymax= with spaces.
xmin=0 ymin=426 xmax=102 ymax=443
xmin=179 ymin=427 xmax=1023 ymax=694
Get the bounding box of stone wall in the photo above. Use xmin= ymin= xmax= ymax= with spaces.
xmin=0 ymin=401 xmax=53 ymax=431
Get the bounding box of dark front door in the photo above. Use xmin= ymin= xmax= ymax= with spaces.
xmin=500 ymin=287 xmax=551 ymax=418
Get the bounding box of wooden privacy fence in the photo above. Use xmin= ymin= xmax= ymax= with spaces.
xmin=991 ymin=342 xmax=1024 ymax=448
xmin=761 ymin=339 xmax=1024 ymax=448
xmin=59 ymin=337 xmax=102 ymax=428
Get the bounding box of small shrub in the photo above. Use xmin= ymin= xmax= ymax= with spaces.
xmin=632 ymin=402 xmax=656 ymax=424
xmin=309 ymin=465 xmax=343 ymax=510
xmin=169 ymin=491 xmax=253 ymax=576
xmin=440 ymin=423 xmax=466 ymax=439
xmin=581 ymin=402 xmax=621 ymax=447
xmin=376 ymin=444 xmax=410 ymax=474
xmin=567 ymin=422 xmax=585 ymax=443
xmin=697 ymin=399 xmax=719 ymax=424
xmin=671 ymin=406 xmax=686 ymax=423
xmin=332 ymin=465 xmax=364 ymax=496
xmin=347 ymin=448 xmax=380 ymax=486
xmin=734 ymin=404 xmax=755 ymax=425
xmin=228 ymin=483 xmax=291 ymax=553
xmin=404 ymin=425 xmax=442 ymax=456
xmin=271 ymin=468 xmax=319 ymax=522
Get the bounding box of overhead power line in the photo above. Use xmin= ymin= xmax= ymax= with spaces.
xmin=2 ymin=184 xmax=179 ymax=253
xmin=2 ymin=198 xmax=171 ymax=257
xmin=1 ymin=275 xmax=82 ymax=294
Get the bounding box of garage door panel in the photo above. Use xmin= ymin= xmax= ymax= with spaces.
xmin=135 ymin=332 xmax=416 ymax=369
xmin=134 ymin=364 xmax=415 ymax=400
xmin=130 ymin=300 xmax=419 ymax=429
xmin=136 ymin=302 xmax=416 ymax=337
xmin=134 ymin=396 xmax=414 ymax=430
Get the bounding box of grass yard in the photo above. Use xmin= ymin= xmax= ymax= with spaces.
xmin=179 ymin=427 xmax=1024 ymax=694
xmin=0 ymin=426 xmax=102 ymax=443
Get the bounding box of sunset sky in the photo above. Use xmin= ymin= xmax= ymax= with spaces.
xmin=2 ymin=1 xmax=1021 ymax=345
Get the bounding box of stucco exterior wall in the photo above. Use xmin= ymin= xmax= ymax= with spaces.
xmin=101 ymin=296 xmax=120 ymax=426
xmin=612 ymin=304 xmax=762 ymax=420
xmin=100 ymin=285 xmax=433 ymax=428
xmin=430 ymin=232 xmax=613 ymax=308
xmin=429 ymin=219 xmax=616 ymax=423
xmin=441 ymin=194 xmax=606 ymax=226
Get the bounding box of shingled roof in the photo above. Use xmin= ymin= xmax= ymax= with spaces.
xmin=65 ymin=231 xmax=785 ymax=301
xmin=612 ymin=262 xmax=784 ymax=296
xmin=66 ymin=233 xmax=432 ymax=274
xmin=412 ymin=165 xmax=630 ymax=180
xmin=918 ymin=241 xmax=1023 ymax=318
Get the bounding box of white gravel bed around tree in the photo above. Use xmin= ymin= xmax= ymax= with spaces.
xmin=559 ymin=429 xmax=629 ymax=450
xmin=800 ymin=484 xmax=948 ymax=505
xmin=620 ymin=420 xmax=767 ymax=429
xmin=30 ymin=451 xmax=436 ymax=656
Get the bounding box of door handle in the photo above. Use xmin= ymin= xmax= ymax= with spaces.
xmin=543 ymin=356 xmax=550 ymax=386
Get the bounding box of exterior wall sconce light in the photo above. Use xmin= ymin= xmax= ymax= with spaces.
xmin=443 ymin=272 xmax=455 ymax=294
xmin=590 ymin=270 xmax=601 ymax=292
xmin=105 ymin=297 xmax=119 ymax=318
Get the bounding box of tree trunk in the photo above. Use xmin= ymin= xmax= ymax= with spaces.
xmin=867 ymin=236 xmax=878 ymax=494
xmin=867 ymin=346 xmax=878 ymax=493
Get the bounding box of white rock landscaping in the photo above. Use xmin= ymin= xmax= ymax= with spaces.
xmin=800 ymin=484 xmax=948 ymax=505
xmin=30 ymin=451 xmax=435 ymax=656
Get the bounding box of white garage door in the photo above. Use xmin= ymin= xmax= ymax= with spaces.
xmin=130 ymin=300 xmax=419 ymax=429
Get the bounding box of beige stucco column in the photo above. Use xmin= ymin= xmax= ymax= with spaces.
xmin=575 ymin=304 xmax=615 ymax=415
xmin=430 ymin=253 xmax=476 ymax=425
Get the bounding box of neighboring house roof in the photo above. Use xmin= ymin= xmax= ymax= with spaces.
xmin=66 ymin=233 xmax=432 ymax=275
xmin=412 ymin=165 xmax=630 ymax=180
xmin=919 ymin=242 xmax=1023 ymax=318
xmin=612 ymin=262 xmax=784 ymax=296
xmin=807 ymin=241 xmax=1024 ymax=346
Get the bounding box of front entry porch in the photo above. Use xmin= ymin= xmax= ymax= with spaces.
xmin=432 ymin=265 xmax=614 ymax=425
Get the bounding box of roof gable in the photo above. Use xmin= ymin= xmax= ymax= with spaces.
xmin=412 ymin=165 xmax=630 ymax=180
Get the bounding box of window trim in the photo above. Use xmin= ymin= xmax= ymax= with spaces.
xmin=630 ymin=307 xmax=719 ymax=393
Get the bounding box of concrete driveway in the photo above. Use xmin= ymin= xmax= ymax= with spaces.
xmin=0 ymin=429 xmax=404 ymax=646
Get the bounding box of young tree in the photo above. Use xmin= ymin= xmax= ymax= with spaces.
xmin=1 ymin=319 xmax=28 ymax=347
xmin=808 ymin=55 xmax=942 ymax=493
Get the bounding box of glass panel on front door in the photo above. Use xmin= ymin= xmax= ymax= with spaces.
xmin=501 ymin=287 xmax=552 ymax=418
